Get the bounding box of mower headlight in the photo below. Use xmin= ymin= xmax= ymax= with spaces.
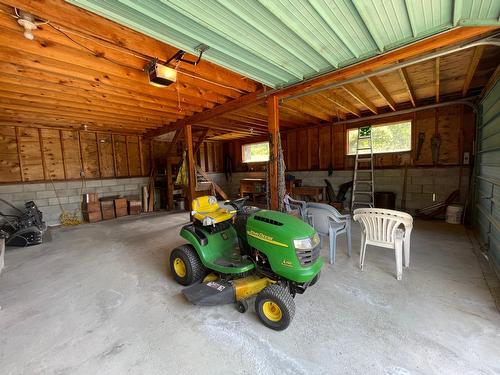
xmin=293 ymin=233 xmax=320 ymax=250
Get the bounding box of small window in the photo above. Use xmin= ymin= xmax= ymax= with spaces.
xmin=347 ymin=121 xmax=412 ymax=155
xmin=242 ymin=141 xmax=269 ymax=163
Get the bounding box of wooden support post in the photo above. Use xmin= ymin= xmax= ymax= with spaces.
xmin=268 ymin=95 xmax=280 ymax=211
xmin=185 ymin=124 xmax=196 ymax=210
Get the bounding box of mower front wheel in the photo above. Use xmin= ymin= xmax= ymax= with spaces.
xmin=255 ymin=285 xmax=295 ymax=331
xmin=169 ymin=244 xmax=206 ymax=286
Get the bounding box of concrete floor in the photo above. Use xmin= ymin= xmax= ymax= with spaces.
xmin=0 ymin=212 xmax=499 ymax=375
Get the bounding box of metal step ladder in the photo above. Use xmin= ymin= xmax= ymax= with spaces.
xmin=351 ymin=126 xmax=375 ymax=211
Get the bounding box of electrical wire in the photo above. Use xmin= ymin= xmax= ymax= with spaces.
xmin=5 ymin=7 xmax=248 ymax=96
xmin=47 ymin=22 xmax=246 ymax=93
xmin=47 ymin=23 xmax=141 ymax=70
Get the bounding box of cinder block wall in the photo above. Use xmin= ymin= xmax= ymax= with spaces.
xmin=0 ymin=177 xmax=148 ymax=226
xmin=208 ymin=167 xmax=470 ymax=212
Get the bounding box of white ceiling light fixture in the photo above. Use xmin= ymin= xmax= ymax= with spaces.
xmin=14 ymin=8 xmax=47 ymax=40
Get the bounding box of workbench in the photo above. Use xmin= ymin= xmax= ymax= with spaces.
xmin=291 ymin=186 xmax=326 ymax=202
xmin=240 ymin=178 xmax=266 ymax=203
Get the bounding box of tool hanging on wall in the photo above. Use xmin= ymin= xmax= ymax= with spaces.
xmin=431 ymin=135 xmax=441 ymax=164
xmin=416 ymin=132 xmax=425 ymax=160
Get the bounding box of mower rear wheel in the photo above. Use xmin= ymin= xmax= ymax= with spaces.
xmin=170 ymin=244 xmax=206 ymax=286
xmin=255 ymin=285 xmax=295 ymax=331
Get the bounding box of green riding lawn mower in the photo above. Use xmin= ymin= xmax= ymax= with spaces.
xmin=169 ymin=195 xmax=323 ymax=331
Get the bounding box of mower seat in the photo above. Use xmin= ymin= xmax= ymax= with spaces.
xmin=192 ymin=196 xmax=234 ymax=226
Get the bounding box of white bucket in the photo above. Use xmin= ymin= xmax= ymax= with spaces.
xmin=446 ymin=204 xmax=463 ymax=224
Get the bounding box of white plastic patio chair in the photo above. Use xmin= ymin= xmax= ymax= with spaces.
xmin=283 ymin=194 xmax=307 ymax=221
xmin=305 ymin=202 xmax=352 ymax=264
xmin=353 ymin=208 xmax=413 ymax=280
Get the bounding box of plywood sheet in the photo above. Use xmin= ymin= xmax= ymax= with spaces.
xmin=332 ymin=125 xmax=345 ymax=169
xmin=206 ymin=142 xmax=214 ymax=172
xmin=297 ymin=129 xmax=308 ymax=170
xmin=438 ymin=106 xmax=461 ymax=165
xmin=17 ymin=127 xmax=44 ymax=181
xmin=80 ymin=132 xmax=100 ymax=178
xmin=286 ymin=131 xmax=297 ymax=171
xmin=141 ymin=138 xmax=151 ymax=175
xmin=414 ymin=109 xmax=436 ymax=165
xmin=40 ymin=129 xmax=65 ymax=180
xmin=308 ymin=128 xmax=319 ymax=169
xmin=319 ymin=125 xmax=331 ymax=169
xmin=61 ymin=130 xmax=82 ymax=179
xmin=127 ymin=136 xmax=141 ymax=176
xmin=97 ymin=133 xmax=114 ymax=178
xmin=0 ymin=126 xmax=21 ymax=182
xmin=113 ymin=134 xmax=128 ymax=177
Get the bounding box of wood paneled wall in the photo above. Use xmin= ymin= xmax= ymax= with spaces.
xmin=0 ymin=126 xmax=226 ymax=183
xmin=151 ymin=139 xmax=223 ymax=174
xmin=0 ymin=126 xmax=151 ymax=183
xmin=225 ymin=104 xmax=475 ymax=172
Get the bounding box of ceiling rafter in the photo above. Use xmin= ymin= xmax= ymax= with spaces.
xmin=320 ymin=92 xmax=361 ymax=117
xmin=462 ymin=45 xmax=485 ymax=97
xmin=342 ymin=84 xmax=378 ymax=114
xmin=398 ymin=68 xmax=416 ymax=107
xmin=367 ymin=77 xmax=396 ymax=111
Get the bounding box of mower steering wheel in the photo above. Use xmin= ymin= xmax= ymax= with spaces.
xmin=227 ymin=197 xmax=249 ymax=212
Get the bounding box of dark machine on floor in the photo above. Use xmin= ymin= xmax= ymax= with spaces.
xmin=169 ymin=196 xmax=323 ymax=331
xmin=0 ymin=199 xmax=46 ymax=247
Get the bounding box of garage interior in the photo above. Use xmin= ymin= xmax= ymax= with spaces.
xmin=0 ymin=1 xmax=499 ymax=374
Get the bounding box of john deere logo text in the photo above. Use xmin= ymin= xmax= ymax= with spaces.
xmin=247 ymin=230 xmax=288 ymax=248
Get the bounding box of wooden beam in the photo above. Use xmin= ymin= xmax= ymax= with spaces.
xmin=367 ymin=77 xmax=396 ymax=111
xmin=166 ymin=128 xmax=184 ymax=156
xmin=185 ymin=125 xmax=196 ymax=208
xmin=0 ymin=26 xmax=228 ymax=107
xmin=320 ymin=92 xmax=361 ymax=117
xmin=276 ymin=27 xmax=495 ymax=98
xmin=193 ymin=128 xmax=209 ymax=155
xmin=0 ymin=0 xmax=258 ymax=93
xmin=462 ymin=45 xmax=485 ymax=97
xmin=435 ymin=57 xmax=440 ymax=103
xmin=282 ymin=99 xmax=331 ymax=121
xmin=480 ymin=64 xmax=500 ymax=98
xmin=398 ymin=68 xmax=416 ymax=107
xmin=342 ymin=84 xmax=378 ymax=114
xmin=268 ymin=95 xmax=280 ymax=211
xmin=145 ymin=90 xmax=265 ymax=138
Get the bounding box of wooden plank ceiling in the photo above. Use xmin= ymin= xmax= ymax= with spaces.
xmin=0 ymin=0 xmax=261 ymax=137
xmin=0 ymin=1 xmax=498 ymax=142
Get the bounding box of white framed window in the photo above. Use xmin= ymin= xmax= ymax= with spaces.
xmin=347 ymin=121 xmax=412 ymax=155
xmin=242 ymin=141 xmax=269 ymax=163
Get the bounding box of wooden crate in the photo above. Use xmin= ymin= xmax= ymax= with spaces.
xmin=83 ymin=210 xmax=102 ymax=223
xmin=100 ymin=200 xmax=115 ymax=220
xmin=83 ymin=193 xmax=99 ymax=203
xmin=82 ymin=202 xmax=102 ymax=223
xmin=128 ymin=199 xmax=142 ymax=215
xmin=114 ymin=198 xmax=128 ymax=217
